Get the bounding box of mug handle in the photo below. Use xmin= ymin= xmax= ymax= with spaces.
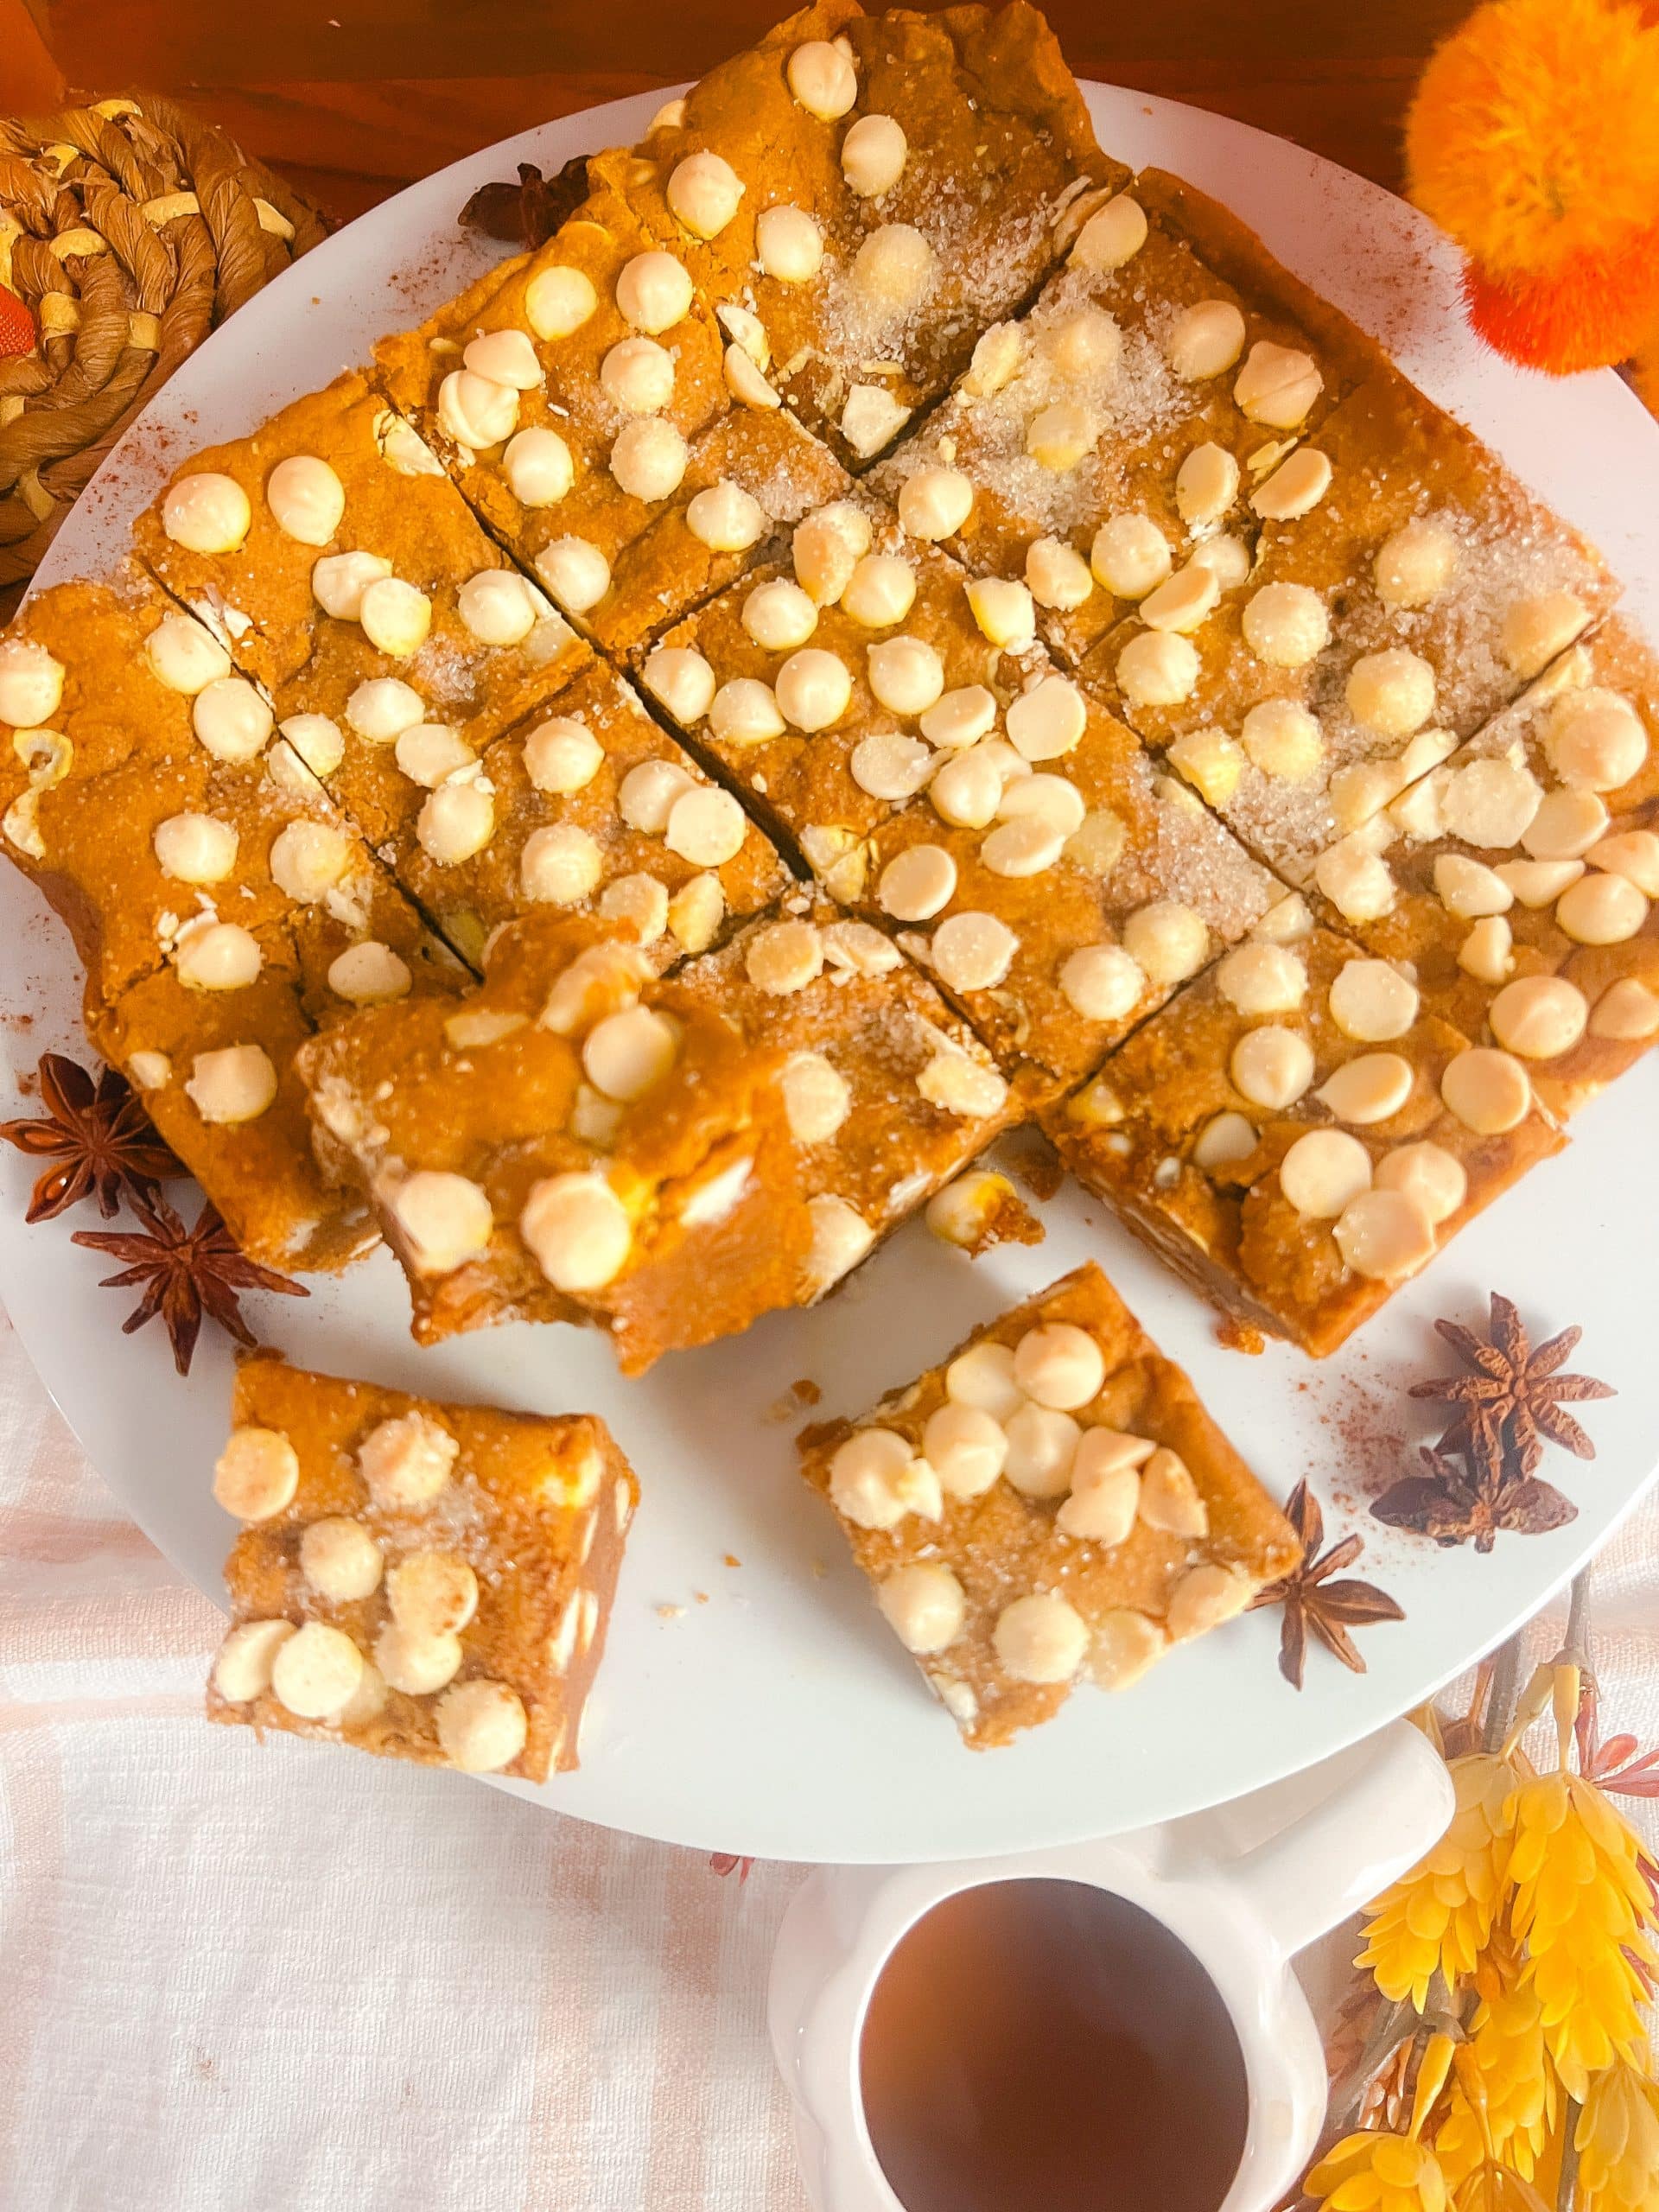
xmin=1217 ymin=1719 xmax=1454 ymax=1958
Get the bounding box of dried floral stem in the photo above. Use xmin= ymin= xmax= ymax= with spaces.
xmin=1484 ymin=1630 xmax=1526 ymax=1754
xmin=1562 ymin=1568 xmax=1593 ymax=1665
xmin=1326 ymin=1998 xmax=1417 ymax=2135
xmin=1557 ymin=2098 xmax=1582 ymax=2212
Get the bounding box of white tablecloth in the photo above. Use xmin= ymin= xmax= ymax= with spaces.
xmin=3 ymin=1303 xmax=1655 ymax=2210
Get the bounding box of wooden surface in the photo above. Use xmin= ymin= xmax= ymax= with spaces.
xmin=3 ymin=0 xmax=1463 ymax=220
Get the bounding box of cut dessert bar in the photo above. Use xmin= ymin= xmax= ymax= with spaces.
xmin=296 ymin=912 xmax=810 ymax=1368
xmin=857 ymin=685 xmax=1280 ymax=1078
xmin=639 ymin=499 xmax=1052 ymax=885
xmin=1310 ymin=617 xmax=1659 ymax=1120
xmin=671 ymin=896 xmax=1025 ymax=1294
xmin=374 ymin=168 xmax=850 ymax=653
xmin=361 ymin=658 xmax=792 ymax=971
xmin=799 ymin=1260 xmax=1298 ymax=1747
xmin=1043 ymin=926 xmax=1564 ymax=1357
xmin=601 ymin=0 xmax=1117 ymax=468
xmin=869 ymin=166 xmax=1380 ymax=664
xmin=207 ymin=1354 xmax=638 ymax=1780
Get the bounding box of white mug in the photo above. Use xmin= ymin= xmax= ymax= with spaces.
xmin=769 ymin=1719 xmax=1453 ymax=2212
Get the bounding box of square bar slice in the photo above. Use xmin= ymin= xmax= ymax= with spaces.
xmin=799 ymin=1260 xmax=1298 ymax=1747
xmin=207 ymin=1354 xmax=638 ymax=1781
xmin=296 ymin=913 xmax=810 ymax=1370
xmin=859 ymin=686 xmax=1281 ymax=1079
xmin=870 ymin=165 xmax=1379 ymax=665
xmin=671 ymin=897 xmax=1025 ymax=1297
xmin=601 ymin=0 xmax=1117 ymax=468
xmin=1312 ymin=617 xmax=1659 ymax=1118
xmin=1043 ymin=925 xmax=1564 ymax=1357
xmin=374 ymin=169 xmax=850 ymax=653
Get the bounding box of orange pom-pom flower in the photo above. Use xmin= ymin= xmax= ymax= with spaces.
xmin=1407 ymin=0 xmax=1659 ymax=372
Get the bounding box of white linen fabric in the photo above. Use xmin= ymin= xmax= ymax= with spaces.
xmin=3 ymin=1304 xmax=1654 ymax=2210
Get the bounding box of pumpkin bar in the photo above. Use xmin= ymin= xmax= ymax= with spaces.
xmin=207 ymin=1354 xmax=638 ymax=1781
xmin=671 ymin=895 xmax=1024 ymax=1294
xmin=638 ymin=499 xmax=1051 ymax=886
xmin=296 ymin=912 xmax=810 ymax=1369
xmin=1044 ymin=926 xmax=1565 ymax=1357
xmin=355 ymin=657 xmax=792 ymax=973
xmin=858 ymin=684 xmax=1280 ymax=1078
xmin=799 ymin=1260 xmax=1298 ymax=1748
xmin=1311 ymin=618 xmax=1659 ymax=1119
xmin=131 ymin=371 xmax=589 ymax=734
xmin=869 ymin=165 xmax=1376 ymax=668
xmin=603 ymin=0 xmax=1116 ymax=469
xmin=374 ymin=168 xmax=849 ymax=654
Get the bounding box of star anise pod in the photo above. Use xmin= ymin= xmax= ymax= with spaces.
xmin=1372 ymin=1438 xmax=1577 ymax=1554
xmin=1409 ymin=1292 xmax=1614 ymax=1476
xmin=73 ymin=1194 xmax=306 ymax=1376
xmin=1 ymin=1052 xmax=183 ymax=1223
xmin=1249 ymin=1481 xmax=1405 ymax=1688
xmin=460 ymin=155 xmax=591 ymax=249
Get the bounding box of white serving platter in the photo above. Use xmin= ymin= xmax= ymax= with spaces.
xmin=6 ymin=80 xmax=1657 ymax=1864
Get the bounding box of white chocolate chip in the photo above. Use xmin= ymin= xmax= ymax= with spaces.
xmin=1501 ymin=590 xmax=1588 ymax=678
xmin=1251 ymin=448 xmax=1332 ymax=520
xmin=993 ymin=1592 xmax=1088 ymax=1683
xmin=1002 ymin=1404 xmax=1081 ymax=1498
xmin=264 ymin=454 xmax=346 ymax=550
xmin=1059 ymin=943 xmax=1145 ymax=1022
xmin=1166 ymin=729 xmax=1243 ymax=806
xmin=175 ymin=919 xmax=262 ymax=991
xmin=1234 ymin=340 xmax=1321 ymax=427
xmin=329 ymin=941 xmax=413 ymax=1007
xmin=804 ymin=1194 xmax=875 ymax=1294
xmin=665 ymin=785 xmax=747 ymax=866
xmin=601 ymin=335 xmax=675 ymax=415
xmin=742 ymin=577 xmax=817 ymax=652
xmin=612 ymin=416 xmax=689 ymax=501
xmin=499 ymin=427 xmax=573 ymax=509
xmin=1194 ymin=1110 xmax=1257 ymax=1169
xmin=841 ymin=554 xmax=917 ymax=630
xmin=916 ymin=1052 xmax=1007 ymax=1119
xmin=1187 ymin=533 xmax=1251 ymax=591
xmin=842 ymin=111 xmax=907 ymax=195
xmin=534 ymin=533 xmax=612 ymax=612
xmin=781 ymin=1051 xmax=850 ymax=1143
xmin=745 ymin=917 xmax=823 ymax=995
xmin=463 ymin=327 xmax=542 ymax=390
xmin=1376 ymin=1141 xmax=1467 ymax=1224
xmin=852 ymin=223 xmax=934 ymax=310
xmin=929 ymin=747 xmax=1003 ymax=829
xmin=1328 ymin=958 xmax=1419 ymax=1040
xmin=1026 ymin=536 xmax=1093 ymax=611
xmin=1116 ymin=629 xmax=1198 ymax=709
xmin=1006 ymin=676 xmax=1085 ymax=762
xmin=829 ymin=1428 xmax=940 ymax=1531
xmin=1441 ymin=757 xmax=1541 ymax=849
xmin=945 ymin=1341 xmax=1023 ymax=1421
xmin=756 ymin=203 xmax=823 ymax=284
xmin=685 ymin=479 xmax=765 ymax=553
xmin=1335 ymin=1187 xmax=1437 ymax=1281
xmin=1317 ymin=1052 xmax=1414 ymax=1124
xmin=396 ymin=720 xmax=475 ymax=794
xmin=1243 ymin=582 xmax=1327 ymax=666
xmin=154 ymin=810 xmax=238 ymax=884
xmin=1058 ymin=1432 xmax=1154 ymax=1545
xmin=963 ymin=320 xmax=1025 ymax=397
xmin=1071 ymin=193 xmax=1147 ymax=270
xmin=388 ymin=1171 xmax=494 ymax=1275
xmin=1586 ymin=828 xmax=1659 ymax=893
xmin=1459 ymin=913 xmax=1515 ymax=985
xmin=520 ymin=822 xmax=603 ymax=905
xmin=1315 ymin=836 xmax=1397 ymax=925
xmin=213 ymin=1426 xmax=300 ymax=1520
xmin=918 ymin=687 xmax=995 ymax=753
xmin=1376 ymin=519 xmax=1458 ymax=609
xmin=1014 ymin=1321 xmax=1105 ymax=1411
xmin=599 ymin=872 xmax=670 ymax=945
xmin=923 ymin=1402 xmax=1008 ymax=1498
xmin=162 ymin=471 xmax=251 ymax=554
xmin=520 ymin=1172 xmax=632 ymax=1291
xmin=300 ymin=1516 xmax=383 ymax=1602
xmin=1090 ymin=1610 xmax=1167 ymax=1688
xmin=435 ymin=1679 xmax=529 ymax=1772
xmin=1545 ymin=690 xmax=1649 ymax=792
xmin=1489 ymin=974 xmax=1589 ymax=1058
xmin=273 ymin=1622 xmax=365 ymax=1719
xmin=270 ymin=817 xmax=352 ymax=904
xmin=1440 ymin=1046 xmax=1532 ymax=1134
xmin=966 ymin=577 xmax=1036 ymax=650
xmin=311 ymin=550 xmax=391 ymax=623
xmin=144 ymin=613 xmax=230 ymax=696
xmin=1280 ymin=1127 xmax=1373 ymax=1217
xmin=711 ymin=677 xmax=786 ymax=747
xmin=346 ymin=675 xmax=423 ymax=742
xmin=1524 ymin=789 xmax=1610 ymax=861
xmin=437 ymin=367 xmax=518 ymax=449
xmin=417 ymin=779 xmax=494 ymax=865
xmin=851 ymin=730 xmax=934 ymax=801
xmin=879 ymin=843 xmax=957 ymax=920
xmin=1138 ymin=1446 xmax=1209 ymax=1538
xmin=1557 ymin=871 xmax=1647 ymax=944
xmin=667 ymin=149 xmax=744 ymax=237
xmin=1589 ymin=977 xmax=1659 ymax=1040
xmin=359 ymin=1411 xmax=459 ymax=1509
xmin=726 ymin=342 xmax=782 ymax=411
xmin=1121 ymin=900 xmax=1207 ymax=985
xmin=193 ymin=677 xmax=272 ymax=763
xmin=524 ymin=263 xmax=598 ymax=340
xmin=374 ymin=1622 xmax=462 ymax=1696
xmin=186 ymin=1044 xmax=276 ymax=1125
xmin=793 ymin=502 xmax=871 ymax=604
xmin=787 ymin=36 xmax=857 ymax=118
xmin=1166 ymin=1564 xmax=1252 ymax=1642
xmin=1166 ymin=299 xmax=1246 ymax=381
xmin=898 ymin=466 xmax=973 ymax=542
xmin=0 ymin=639 xmax=66 ymax=726
xmin=1175 ymin=442 xmax=1240 ymax=528
xmin=213 ymin=1618 xmax=296 ymax=1703
xmin=667 ymin=873 xmax=725 ymax=953
xmin=775 ymin=648 xmax=852 ymax=731
xmin=1047 ymin=307 xmax=1122 ymax=379
xmin=1496 ymin=857 xmax=1584 ymax=906
xmin=1026 ymin=399 xmax=1096 ymax=474
xmin=878 ymin=1564 xmax=967 ymax=1654
xmin=616 ymin=248 xmax=693 ymax=333
xmin=1217 ymin=942 xmax=1306 ymax=1014
xmin=1230 ymin=1024 xmax=1315 ymax=1110
xmin=839 ymin=384 xmax=910 ymax=455
xmin=1346 ymin=647 xmax=1436 ymax=739
xmin=387 ymin=1549 xmax=478 ymax=1637
xmin=868 ymin=635 xmax=944 ymax=716
xmin=1140 ymin=563 xmax=1220 ymax=635
xmin=582 ymin=1006 xmax=678 ymax=1102
xmin=359 ymin=576 xmax=432 ymax=658
xmin=524 ymin=715 xmax=605 ymax=792
xmin=1241 ymin=697 xmax=1323 ymax=781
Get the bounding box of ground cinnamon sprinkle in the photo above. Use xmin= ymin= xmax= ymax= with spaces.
xmin=791 ymin=1377 xmax=821 ymax=1406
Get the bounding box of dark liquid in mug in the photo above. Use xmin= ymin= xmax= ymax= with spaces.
xmin=859 ymin=1879 xmax=1249 ymax=2212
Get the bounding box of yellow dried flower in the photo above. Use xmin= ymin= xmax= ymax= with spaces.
xmin=1448 ymin=2163 xmax=1552 ymax=2212
xmin=1507 ymin=1770 xmax=1657 ymax=2100
xmin=1307 ymin=2130 xmax=1450 ymax=2212
xmin=1358 ymin=1753 xmax=1516 ymax=2007
xmin=1575 ymin=2056 xmax=1659 ymax=2212
xmin=1433 ymin=1979 xmax=1558 ymax=2186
